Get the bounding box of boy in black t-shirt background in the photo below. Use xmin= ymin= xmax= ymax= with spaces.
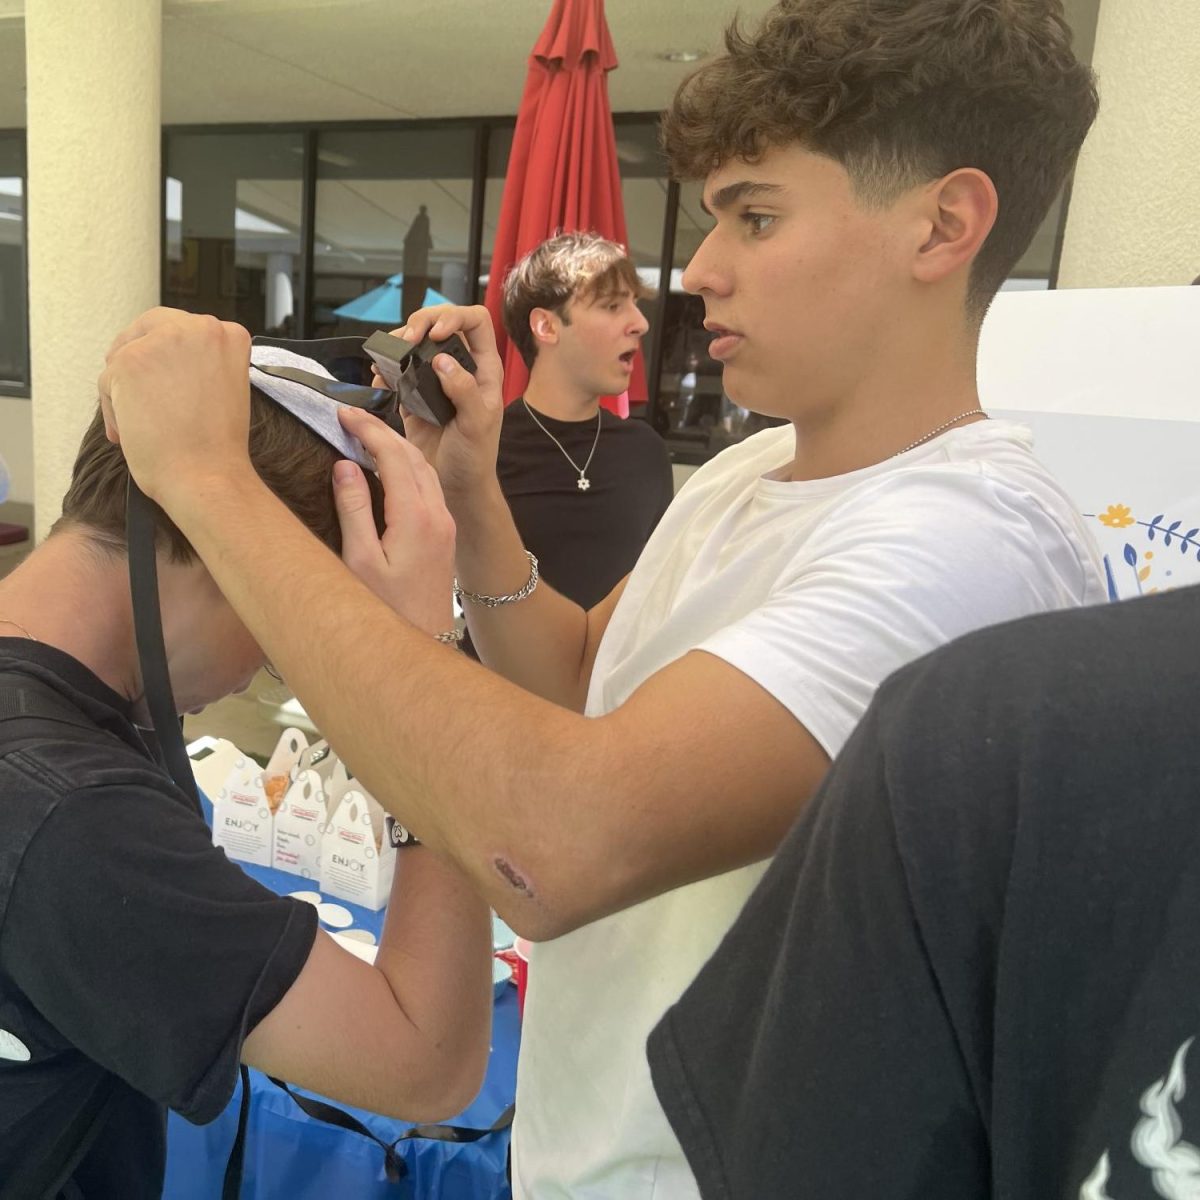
xmin=463 ymin=233 xmax=673 ymax=652
xmin=0 ymin=384 xmax=491 ymax=1197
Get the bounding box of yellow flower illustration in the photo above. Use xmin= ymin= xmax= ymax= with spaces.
xmin=1098 ymin=504 xmax=1135 ymax=529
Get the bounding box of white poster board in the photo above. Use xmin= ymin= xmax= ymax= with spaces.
xmin=978 ymin=286 xmax=1200 ymax=600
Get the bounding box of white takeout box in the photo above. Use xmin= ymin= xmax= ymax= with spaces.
xmin=210 ymin=727 xmax=308 ymax=867
xmin=272 ymin=769 xmax=327 ymax=878
xmin=261 ymin=727 xmax=309 ymax=812
xmin=273 ymin=751 xmax=350 ymax=879
xmin=210 ymin=753 xmax=274 ymax=866
xmin=319 ymin=780 xmax=396 ymax=911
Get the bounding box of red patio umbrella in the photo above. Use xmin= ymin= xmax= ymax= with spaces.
xmin=483 ymin=0 xmax=646 ymax=417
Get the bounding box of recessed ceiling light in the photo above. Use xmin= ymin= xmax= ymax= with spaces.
xmin=661 ymin=50 xmax=705 ymax=64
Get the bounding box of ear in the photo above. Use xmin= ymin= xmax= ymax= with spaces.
xmin=911 ymin=168 xmax=998 ymax=287
xmin=529 ymin=307 xmax=561 ymax=349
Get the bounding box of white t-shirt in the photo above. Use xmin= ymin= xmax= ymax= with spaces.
xmin=511 ymin=419 xmax=1106 ymax=1199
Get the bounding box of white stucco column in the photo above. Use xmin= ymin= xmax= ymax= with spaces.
xmin=25 ymin=0 xmax=161 ymax=538
xmin=1057 ymin=0 xmax=1200 ymax=288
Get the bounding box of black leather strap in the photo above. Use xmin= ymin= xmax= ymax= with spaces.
xmin=125 ymin=481 xmax=200 ymax=813
xmin=266 ymin=1074 xmax=516 ymax=1183
xmin=221 ymin=1066 xmax=253 ymax=1200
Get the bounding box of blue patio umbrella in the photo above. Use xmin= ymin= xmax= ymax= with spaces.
xmin=332 ymin=273 xmax=452 ymax=326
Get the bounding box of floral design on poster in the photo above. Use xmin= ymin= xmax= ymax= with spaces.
xmin=1088 ymin=504 xmax=1200 ymax=601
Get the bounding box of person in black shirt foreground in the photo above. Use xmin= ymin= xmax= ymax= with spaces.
xmin=0 ymin=386 xmax=491 ymax=1198
xmin=649 ymin=585 xmax=1200 ymax=1199
xmin=463 ymin=232 xmax=672 ymax=659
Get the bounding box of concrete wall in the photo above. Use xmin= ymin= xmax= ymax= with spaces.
xmin=1058 ymin=0 xmax=1200 ymax=288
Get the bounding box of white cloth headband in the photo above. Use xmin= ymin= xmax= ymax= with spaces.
xmin=249 ymin=345 xmax=375 ymax=470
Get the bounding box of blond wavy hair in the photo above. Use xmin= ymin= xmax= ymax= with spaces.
xmin=502 ymin=231 xmax=651 ymax=369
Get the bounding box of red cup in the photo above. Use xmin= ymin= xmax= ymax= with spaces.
xmin=494 ymin=937 xmax=532 ymax=1017
xmin=512 ymin=937 xmax=531 ymax=1017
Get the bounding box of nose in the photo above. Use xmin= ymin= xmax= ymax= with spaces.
xmin=681 ymin=226 xmax=729 ymax=297
xmin=628 ymin=303 xmax=650 ymax=338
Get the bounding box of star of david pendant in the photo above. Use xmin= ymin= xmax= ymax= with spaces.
xmin=577 ymin=476 xmax=591 ymax=491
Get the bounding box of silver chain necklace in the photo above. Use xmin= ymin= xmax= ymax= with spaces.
xmin=523 ymin=399 xmax=603 ymax=492
xmin=893 ymin=409 xmax=987 ymax=457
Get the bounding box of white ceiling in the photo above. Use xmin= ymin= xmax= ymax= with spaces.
xmin=0 ymin=0 xmax=1099 ymax=129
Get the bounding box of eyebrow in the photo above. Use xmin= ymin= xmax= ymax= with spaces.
xmin=700 ymin=181 xmax=785 ymax=216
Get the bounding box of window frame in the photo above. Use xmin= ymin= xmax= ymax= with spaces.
xmin=0 ymin=127 xmax=30 ymax=397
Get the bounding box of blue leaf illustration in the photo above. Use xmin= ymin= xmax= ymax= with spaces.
xmin=1124 ymin=543 xmax=1138 ymax=568
xmin=1188 ymin=528 xmax=1199 ymax=542
xmin=1170 ymin=520 xmax=1182 ymax=531
xmin=1152 ymin=514 xmax=1165 ymax=525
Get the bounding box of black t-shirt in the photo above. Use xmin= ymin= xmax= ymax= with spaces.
xmin=496 ymin=400 xmax=673 ymax=612
xmin=650 ymin=585 xmax=1200 ymax=1199
xmin=0 ymin=641 xmax=317 ymax=1198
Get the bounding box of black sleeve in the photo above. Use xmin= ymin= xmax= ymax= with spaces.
xmin=647 ymin=696 xmax=990 ymax=1200
xmin=653 ymin=587 xmax=1200 ymax=1200
xmin=2 ymin=782 xmax=318 ymax=1124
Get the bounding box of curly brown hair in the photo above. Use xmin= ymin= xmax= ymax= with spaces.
xmin=53 ymin=388 xmax=385 ymax=563
xmin=662 ymin=0 xmax=1098 ymax=318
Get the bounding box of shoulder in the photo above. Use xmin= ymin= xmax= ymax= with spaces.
xmin=605 ymin=414 xmax=672 ymax=465
xmin=878 ymin=587 xmax=1190 ymax=740
xmin=603 ymin=413 xmax=661 ymax=442
xmin=822 ymin=449 xmax=1086 ymax=552
xmin=6 ymin=775 xmax=302 ymax=937
xmin=676 ymin=426 xmax=795 ymax=497
xmin=498 ymin=399 xmax=531 ymax=442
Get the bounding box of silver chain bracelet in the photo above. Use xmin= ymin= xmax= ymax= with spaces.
xmin=454 ymin=550 xmax=539 ymax=609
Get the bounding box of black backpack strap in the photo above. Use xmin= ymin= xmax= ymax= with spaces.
xmin=266 ymin=1076 xmax=409 ymax=1182
xmin=126 ymin=483 xmax=200 ymax=813
xmin=263 ymin=1074 xmax=516 ymax=1182
xmin=0 ymin=672 xmax=108 ymax=739
xmin=221 ymin=1066 xmax=254 ymax=1200
xmin=396 ymin=1101 xmax=516 ymax=1145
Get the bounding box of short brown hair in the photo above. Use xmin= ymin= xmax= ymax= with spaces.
xmin=53 ymin=387 xmax=385 ymax=563
xmin=662 ymin=0 xmax=1099 ymax=318
xmin=502 ymin=231 xmax=652 ymax=369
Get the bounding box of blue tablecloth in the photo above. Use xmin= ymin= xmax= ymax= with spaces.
xmin=164 ymin=790 xmax=518 ymax=1199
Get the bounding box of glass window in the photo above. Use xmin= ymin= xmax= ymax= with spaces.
xmin=0 ymin=134 xmax=27 ymax=390
xmin=656 ymin=180 xmax=733 ymax=455
xmin=1002 ymin=193 xmax=1066 ymax=292
xmin=479 ymin=124 xmax=514 ymax=303
xmin=311 ymin=128 xmax=476 ymax=341
xmin=164 ymin=132 xmax=304 ymax=337
xmin=614 ymin=120 xmax=669 ymax=410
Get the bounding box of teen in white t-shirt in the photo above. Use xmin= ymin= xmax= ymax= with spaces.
xmin=94 ymin=3 xmax=1102 ymax=1198
xmin=514 ymin=417 xmax=1103 ymax=1196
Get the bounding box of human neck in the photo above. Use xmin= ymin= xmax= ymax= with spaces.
xmin=523 ymin=360 xmax=601 ymax=422
xmin=785 ymin=317 xmax=985 ymax=481
xmin=0 ymin=529 xmax=141 ymax=701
